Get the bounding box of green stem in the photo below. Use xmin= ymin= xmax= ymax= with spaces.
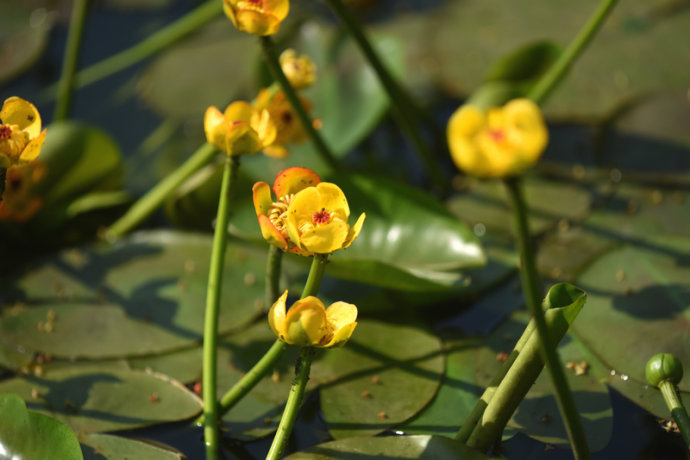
xmin=202 ymin=155 xmax=239 ymax=460
xmin=660 ymin=381 xmax=690 ymax=449
xmin=266 ymin=347 xmax=315 ymax=460
xmin=54 ymin=0 xmax=89 ymax=121
xmin=197 ymin=254 xmax=330 ymax=424
xmin=527 ymin=0 xmax=618 ymax=105
xmin=104 ymin=142 xmax=218 ymax=240
xmin=42 ymin=0 xmax=221 ymax=100
xmin=322 ymin=0 xmax=446 ymax=190
xmin=504 ymin=178 xmax=590 ymax=459
xmin=259 ymin=36 xmax=340 ymax=171
xmin=266 ymin=245 xmax=283 ymax=310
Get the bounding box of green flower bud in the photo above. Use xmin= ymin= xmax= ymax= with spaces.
xmin=646 ymin=353 xmax=684 ymax=387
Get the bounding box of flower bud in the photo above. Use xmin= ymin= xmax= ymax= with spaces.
xmin=646 ymin=353 xmax=684 ymax=387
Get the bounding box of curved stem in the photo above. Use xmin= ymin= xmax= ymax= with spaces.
xmin=259 ymin=36 xmax=340 ymax=171
xmin=659 ymin=381 xmax=690 ymax=449
xmin=266 ymin=347 xmax=315 ymax=460
xmin=197 ymin=254 xmax=330 ymax=424
xmin=266 ymin=245 xmax=283 ymax=310
xmin=54 ymin=0 xmax=89 ymax=121
xmin=202 ymin=155 xmax=239 ymax=460
xmin=105 ymin=142 xmax=218 ymax=240
xmin=322 ymin=0 xmax=447 ymax=190
xmin=528 ymin=0 xmax=618 ymax=105
xmin=504 ymin=177 xmax=590 ymax=459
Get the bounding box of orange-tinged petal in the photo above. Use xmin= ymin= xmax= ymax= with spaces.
xmin=343 ymin=212 xmax=366 ymax=249
xmin=284 ymin=297 xmax=327 ymax=346
xmin=258 ymin=214 xmax=288 ymax=250
xmin=224 ymin=101 xmax=255 ymax=123
xmin=204 ymin=106 xmax=227 ymax=150
xmin=18 ymin=129 xmax=46 ymax=163
xmin=268 ymin=290 xmax=289 ymax=340
xmin=273 ymin=167 xmax=320 ymax=198
xmin=252 ymin=182 xmax=273 ymax=216
xmin=315 ymin=183 xmax=349 ymax=218
xmin=0 ymin=97 xmax=41 ymax=138
xmin=321 ymin=322 xmax=357 ymax=348
xmin=234 ymin=10 xmax=281 ymax=36
xmin=264 ymin=0 xmax=289 ymax=21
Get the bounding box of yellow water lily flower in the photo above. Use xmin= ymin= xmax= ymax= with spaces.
xmin=204 ymin=101 xmax=277 ymax=156
xmin=279 ymin=49 xmax=316 ymax=90
xmin=268 ymin=291 xmax=357 ymax=347
xmin=286 ymin=181 xmax=365 ymax=254
xmin=223 ymin=0 xmax=289 ymax=36
xmin=253 ymin=167 xmax=321 ymax=255
xmin=0 ymin=161 xmax=46 ymax=222
xmin=0 ymin=97 xmax=47 ymax=168
xmin=447 ymin=98 xmax=548 ymax=178
xmin=254 ymin=88 xmax=316 ymax=159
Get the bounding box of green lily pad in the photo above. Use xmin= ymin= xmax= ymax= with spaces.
xmin=0 ymin=393 xmax=82 ymax=460
xmin=284 ymin=435 xmax=489 ymax=459
xmin=0 ymin=231 xmax=268 ymax=359
xmin=571 ymin=237 xmax=690 ymax=392
xmin=81 ymin=433 xmax=183 ymax=459
xmin=0 ymin=4 xmax=51 ymax=85
xmin=313 ymin=320 xmax=444 ymax=438
xmin=0 ymin=368 xmax=202 ymax=433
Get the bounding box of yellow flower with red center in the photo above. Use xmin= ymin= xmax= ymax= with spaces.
xmin=268 ymin=291 xmax=357 ymax=347
xmin=254 ymin=89 xmax=317 ymax=159
xmin=253 ymin=167 xmax=321 ymax=255
xmin=447 ymin=98 xmax=548 ymax=178
xmin=0 ymin=161 xmax=46 ymax=222
xmin=223 ymin=0 xmax=289 ymax=36
xmin=0 ymin=97 xmax=47 ymax=168
xmin=286 ymin=181 xmax=365 ymax=254
xmin=204 ymin=101 xmax=277 ymax=156
xmin=279 ymin=49 xmax=316 ymax=90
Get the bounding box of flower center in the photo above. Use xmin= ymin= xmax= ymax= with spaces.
xmin=489 ymin=129 xmax=505 ymax=142
xmin=312 ymin=208 xmax=331 ymax=224
xmin=0 ymin=125 xmax=12 ymax=140
xmin=268 ymin=194 xmax=292 ymax=237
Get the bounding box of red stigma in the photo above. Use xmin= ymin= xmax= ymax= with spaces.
xmin=0 ymin=125 xmax=12 ymax=140
xmin=312 ymin=209 xmax=330 ymax=224
xmin=489 ymin=130 xmax=505 ymax=142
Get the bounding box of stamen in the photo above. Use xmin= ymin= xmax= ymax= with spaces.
xmin=268 ymin=194 xmax=292 ymax=237
xmin=312 ymin=208 xmax=331 ymax=224
xmin=0 ymin=125 xmax=12 ymax=140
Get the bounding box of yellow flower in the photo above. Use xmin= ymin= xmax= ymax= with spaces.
xmin=223 ymin=0 xmax=289 ymax=36
xmin=254 ymin=89 xmax=316 ymax=159
xmin=447 ymin=98 xmax=548 ymax=178
xmin=0 ymin=97 xmax=47 ymax=168
xmin=286 ymin=181 xmax=365 ymax=254
xmin=268 ymin=291 xmax=357 ymax=347
xmin=0 ymin=161 xmax=46 ymax=222
xmin=204 ymin=101 xmax=277 ymax=156
xmin=279 ymin=49 xmax=316 ymax=90
xmin=253 ymin=167 xmax=321 ymax=255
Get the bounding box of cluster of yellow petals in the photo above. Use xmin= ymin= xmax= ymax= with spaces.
xmin=204 ymin=101 xmax=276 ymax=156
xmin=0 ymin=161 xmax=46 ymax=222
xmin=279 ymin=49 xmax=316 ymax=90
xmin=223 ymin=0 xmax=289 ymax=36
xmin=254 ymin=89 xmax=314 ymax=158
xmin=0 ymin=97 xmax=46 ymax=168
xmin=268 ymin=291 xmax=357 ymax=347
xmin=446 ymin=98 xmax=548 ymax=178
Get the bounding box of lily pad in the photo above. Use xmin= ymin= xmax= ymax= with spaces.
xmin=313 ymin=320 xmax=444 ymax=438
xmin=0 ymin=4 xmax=51 ymax=85
xmin=81 ymin=433 xmax=183 ymax=459
xmin=284 ymin=435 xmax=489 ymax=459
xmin=0 ymin=368 xmax=202 ymax=433
xmin=0 ymin=231 xmax=268 ymax=359
xmin=0 ymin=393 xmax=82 ymax=460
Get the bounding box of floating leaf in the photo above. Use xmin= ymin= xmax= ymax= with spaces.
xmin=0 ymin=4 xmax=51 ymax=85
xmin=0 ymin=393 xmax=82 ymax=460
xmin=81 ymin=433 xmax=183 ymax=459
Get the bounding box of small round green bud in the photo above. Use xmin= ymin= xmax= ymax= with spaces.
xmin=646 ymin=353 xmax=684 ymax=387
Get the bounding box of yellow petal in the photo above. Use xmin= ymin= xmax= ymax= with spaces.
xmin=325 ymin=301 xmax=358 ymax=330
xmin=263 ymin=144 xmax=289 ymax=159
xmin=268 ymin=290 xmax=289 ymax=340
xmin=204 ymin=106 xmax=228 ymax=150
xmin=224 ymin=101 xmax=255 ymax=123
xmin=252 ymin=181 xmax=273 ymax=216
xmin=264 ymin=0 xmax=290 ymax=21
xmin=286 ymin=186 xmax=321 ymax=245
xmin=226 ymin=122 xmax=262 ymax=156
xmin=284 ymin=297 xmax=327 ymax=346
xmin=234 ymin=10 xmax=281 ymax=36
xmin=321 ymin=322 xmax=357 ymax=348
xmin=273 ymin=167 xmax=320 ymax=198
xmin=258 ymin=214 xmax=288 ymax=250
xmin=0 ymin=97 xmax=41 ymax=138
xmin=300 ymin=219 xmax=349 ymax=254
xmin=18 ymin=129 xmax=46 ymax=163
xmin=315 ymin=183 xmax=349 ymax=218
xmin=343 ymin=212 xmax=366 ymax=249
xmin=253 ymin=108 xmax=277 ymax=146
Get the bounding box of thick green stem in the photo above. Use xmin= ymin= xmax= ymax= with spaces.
xmin=504 ymin=178 xmax=590 ymax=459
xmin=322 ymin=0 xmax=446 ymax=190
xmin=202 ymin=155 xmax=239 ymax=460
xmin=259 ymin=36 xmax=340 ymax=171
xmin=266 ymin=245 xmax=283 ymax=310
xmin=43 ymin=0 xmax=221 ymax=100
xmin=266 ymin=347 xmax=316 ymax=460
xmin=54 ymin=0 xmax=89 ymax=121
xmin=528 ymin=0 xmax=618 ymax=105
xmin=105 ymin=142 xmax=218 ymax=240
xmin=660 ymin=381 xmax=690 ymax=449
xmin=197 ymin=254 xmax=330 ymax=424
